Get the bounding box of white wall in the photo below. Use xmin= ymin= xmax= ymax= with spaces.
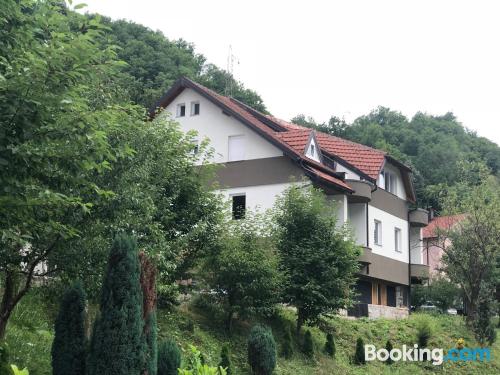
xmin=336 ymin=162 xmax=360 ymax=180
xmin=329 ymin=194 xmax=348 ymax=225
xmin=348 ymin=203 xmax=367 ymax=246
xmin=410 ymin=227 xmax=423 ymax=264
xmin=163 ymin=88 xmax=283 ymax=164
xmin=377 ymin=162 xmax=406 ymax=200
xmin=368 ymin=205 xmax=409 ymax=263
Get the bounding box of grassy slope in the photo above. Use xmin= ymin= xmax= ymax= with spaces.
xmin=6 ymin=290 xmax=500 ymax=374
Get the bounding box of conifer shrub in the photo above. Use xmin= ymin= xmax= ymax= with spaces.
xmin=385 ymin=340 xmax=393 ymax=365
xmin=140 ymin=251 xmax=158 ymax=375
xmin=324 ymin=332 xmax=335 ymax=358
xmin=281 ymin=326 xmax=293 ymax=359
xmin=247 ymin=324 xmax=276 ymax=375
xmin=303 ymin=330 xmax=314 ymax=358
xmin=218 ymin=344 xmax=232 ymax=375
xmin=416 ymin=318 xmax=432 ymax=348
xmin=87 ymin=234 xmax=145 ymax=375
xmin=0 ymin=341 xmax=13 ymax=375
xmin=158 ymin=339 xmax=181 ymax=375
xmin=51 ymin=282 xmax=87 ymax=375
xmin=354 ymin=337 xmax=366 ymax=365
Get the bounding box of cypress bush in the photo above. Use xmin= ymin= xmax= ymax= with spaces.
xmin=385 ymin=340 xmax=393 ymax=365
xmin=324 ymin=332 xmax=335 ymax=358
xmin=158 ymin=339 xmax=181 ymax=375
xmin=416 ymin=319 xmax=432 ymax=348
xmin=281 ymin=326 xmax=293 ymax=359
xmin=51 ymin=282 xmax=87 ymax=375
xmin=354 ymin=337 xmax=366 ymax=365
xmin=87 ymin=234 xmax=145 ymax=375
xmin=0 ymin=341 xmax=13 ymax=375
xmin=218 ymin=344 xmax=233 ymax=375
xmin=247 ymin=324 xmax=276 ymax=375
xmin=303 ymin=330 xmax=314 ymax=358
xmin=140 ymin=251 xmax=158 ymax=375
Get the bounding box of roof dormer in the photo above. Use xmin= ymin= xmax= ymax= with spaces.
xmin=304 ymin=131 xmax=322 ymax=163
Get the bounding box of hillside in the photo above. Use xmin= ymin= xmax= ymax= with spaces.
xmin=8 ymin=289 xmax=500 ymax=375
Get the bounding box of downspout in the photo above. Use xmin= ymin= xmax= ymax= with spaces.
xmin=407 ymin=210 xmax=412 ymax=314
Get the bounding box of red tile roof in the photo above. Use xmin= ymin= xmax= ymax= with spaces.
xmin=423 ymin=214 xmax=467 ymax=238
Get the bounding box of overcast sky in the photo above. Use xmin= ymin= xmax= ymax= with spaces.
xmin=82 ymin=0 xmax=499 ymax=144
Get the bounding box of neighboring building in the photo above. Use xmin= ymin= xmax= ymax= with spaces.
xmin=151 ymin=77 xmax=430 ymax=318
xmin=422 ymin=214 xmax=466 ymax=277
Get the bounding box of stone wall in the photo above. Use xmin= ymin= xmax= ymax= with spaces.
xmin=367 ymin=304 xmax=408 ymax=319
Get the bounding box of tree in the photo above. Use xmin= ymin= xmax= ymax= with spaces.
xmin=385 ymin=340 xmax=393 ymax=365
xmin=438 ymin=161 xmax=500 ymax=327
xmin=247 ymin=325 xmax=276 ymax=375
xmin=204 ymin=214 xmax=282 ymax=332
xmin=303 ymin=331 xmax=314 ymax=358
xmin=157 ymin=339 xmax=181 ymax=375
xmin=274 ymin=185 xmax=360 ymax=332
xmin=428 ymin=277 xmax=461 ymax=311
xmin=51 ymin=282 xmax=87 ymax=375
xmin=0 ymin=0 xmax=143 ymax=339
xmin=218 ymin=344 xmax=232 ymax=375
xmin=353 ymin=338 xmax=365 ymax=365
xmin=140 ymin=252 xmax=158 ymax=375
xmin=473 ymin=295 xmax=497 ymax=346
xmin=87 ymin=235 xmax=145 ymax=375
xmin=281 ymin=326 xmax=293 ymax=359
xmin=324 ymin=333 xmax=335 ymax=358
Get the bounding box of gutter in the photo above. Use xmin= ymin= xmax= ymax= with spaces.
xmin=407 ymin=209 xmax=412 ymax=314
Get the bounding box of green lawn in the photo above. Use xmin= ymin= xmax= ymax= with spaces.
xmin=6 ymin=289 xmax=500 ymax=374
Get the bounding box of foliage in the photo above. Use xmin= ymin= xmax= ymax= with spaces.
xmin=353 ymin=337 xmax=365 ymax=365
xmin=87 ymin=235 xmax=145 ymax=375
xmin=416 ymin=318 xmax=432 ymax=348
xmin=0 ymin=341 xmax=13 ymax=375
xmin=385 ymin=340 xmax=393 ymax=365
xmin=9 ymin=366 xmax=27 ymax=375
xmin=473 ymin=295 xmax=497 ymax=347
xmin=140 ymin=252 xmax=158 ymax=375
xmin=281 ymin=326 xmax=293 ymax=359
xmin=247 ymin=325 xmax=276 ymax=375
xmin=51 ymin=282 xmax=86 ymax=375
xmin=178 ymin=345 xmax=226 ymax=375
xmin=157 ymin=338 xmax=181 ymax=375
xmin=204 ymin=213 xmax=282 ymax=331
xmin=274 ymin=185 xmax=360 ymax=331
xmin=302 ymin=330 xmax=314 ymax=358
xmin=324 ymin=333 xmax=335 ymax=358
xmin=217 ymin=344 xmax=232 ymax=375
xmin=411 ymin=278 xmax=461 ymax=311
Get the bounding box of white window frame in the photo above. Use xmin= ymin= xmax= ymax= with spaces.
xmin=394 ymin=227 xmax=402 ymax=252
xmin=374 ymin=220 xmax=382 ymax=246
xmin=176 ymin=103 xmax=186 ymax=117
xmin=190 ymin=101 xmax=200 ymax=116
xmin=228 ymin=134 xmax=245 ymax=162
xmin=384 ymin=171 xmax=397 ymax=195
xmin=231 ymin=193 xmax=246 ymax=220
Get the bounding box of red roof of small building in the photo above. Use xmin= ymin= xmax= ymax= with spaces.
xmin=423 ymin=214 xmax=467 ymax=238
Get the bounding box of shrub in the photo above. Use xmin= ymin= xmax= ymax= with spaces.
xmin=416 ymin=318 xmax=432 ymax=348
xmin=179 ymin=345 xmax=225 ymax=375
xmin=354 ymin=337 xmax=366 ymax=365
xmin=473 ymin=298 xmax=497 ymax=346
xmin=51 ymin=282 xmax=87 ymax=375
xmin=218 ymin=344 xmax=232 ymax=375
xmin=281 ymin=326 xmax=293 ymax=359
xmin=87 ymin=234 xmax=145 ymax=375
xmin=158 ymin=339 xmax=181 ymax=375
xmin=385 ymin=340 xmax=393 ymax=365
xmin=0 ymin=341 xmax=13 ymax=375
xmin=140 ymin=251 xmax=158 ymax=375
xmin=324 ymin=333 xmax=335 ymax=358
xmin=303 ymin=330 xmax=314 ymax=358
xmin=247 ymin=324 xmax=277 ymax=375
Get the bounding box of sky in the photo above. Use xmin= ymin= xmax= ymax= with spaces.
xmin=81 ymin=0 xmax=500 ymax=144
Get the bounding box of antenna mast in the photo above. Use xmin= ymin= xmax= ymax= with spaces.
xmin=225 ymin=45 xmax=239 ymax=97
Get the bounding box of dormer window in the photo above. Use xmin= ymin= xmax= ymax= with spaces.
xmin=176 ymin=103 xmax=186 ymax=117
xmin=384 ymin=171 xmax=397 ymax=195
xmin=310 ymin=144 xmax=315 ymax=157
xmin=191 ymin=101 xmax=200 ymax=116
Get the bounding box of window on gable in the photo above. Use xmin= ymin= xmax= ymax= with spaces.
xmin=176 ymin=103 xmax=186 ymax=117
xmin=191 ymin=101 xmax=200 ymax=116
xmin=310 ymin=144 xmax=315 ymax=157
xmin=191 ymin=137 xmax=199 ymax=155
xmin=374 ymin=220 xmax=382 ymax=246
xmin=384 ymin=171 xmax=397 ymax=195
xmin=394 ymin=227 xmax=402 ymax=252
xmin=228 ymin=135 xmax=245 ymax=161
xmin=232 ymin=194 xmax=246 ymax=220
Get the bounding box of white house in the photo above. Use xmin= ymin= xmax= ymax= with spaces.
xmin=152 ymin=77 xmax=429 ymax=318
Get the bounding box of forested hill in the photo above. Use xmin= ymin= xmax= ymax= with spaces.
xmin=98 ymin=18 xmax=267 ymax=113
xmin=96 ymin=16 xmax=499 ymax=209
xmin=292 ymin=109 xmax=500 ymax=208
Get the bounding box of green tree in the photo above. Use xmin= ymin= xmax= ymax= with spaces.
xmin=51 ymin=282 xmax=87 ymax=375
xmin=157 ymin=339 xmax=181 ymax=375
xmin=303 ymin=331 xmax=314 ymax=358
xmin=247 ymin=325 xmax=276 ymax=375
xmin=281 ymin=326 xmax=293 ymax=359
xmin=385 ymin=340 xmax=393 ymax=365
xmin=87 ymin=235 xmax=144 ymax=375
xmin=428 ymin=277 xmax=461 ymax=311
xmin=204 ymin=214 xmax=282 ymax=332
xmin=324 ymin=333 xmax=335 ymax=358
xmin=274 ymin=185 xmax=360 ymax=332
xmin=353 ymin=337 xmax=366 ymax=365
xmin=218 ymin=344 xmax=232 ymax=375
xmin=140 ymin=252 xmax=158 ymax=375
xmin=0 ymin=0 xmax=143 ymax=339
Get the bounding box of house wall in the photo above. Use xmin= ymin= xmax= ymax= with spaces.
xmin=368 ymin=205 xmax=409 ymax=263
xmin=410 ymin=227 xmax=423 ymax=264
xmin=336 ymin=162 xmax=361 ymax=180
xmin=423 ymin=238 xmax=449 ymax=277
xmin=329 ymin=194 xmax=348 ymax=225
xmin=377 ymin=162 xmax=406 ymax=200
xmin=348 ymin=203 xmax=367 ymax=246
xmin=163 ymin=88 xmax=283 ymax=163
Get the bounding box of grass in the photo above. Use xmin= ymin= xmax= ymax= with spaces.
xmin=5 ymin=288 xmax=500 ymax=374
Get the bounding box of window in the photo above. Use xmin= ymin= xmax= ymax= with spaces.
xmin=176 ymin=103 xmax=186 ymax=117
xmin=228 ymin=135 xmax=245 ymax=161
xmin=232 ymin=194 xmax=246 ymax=220
xmin=191 ymin=138 xmax=199 ymax=155
xmin=310 ymin=144 xmax=315 ymax=157
xmin=384 ymin=171 xmax=397 ymax=195
xmin=191 ymin=101 xmax=200 ymax=116
xmin=394 ymin=227 xmax=402 ymax=252
xmin=374 ymin=220 xmax=382 ymax=246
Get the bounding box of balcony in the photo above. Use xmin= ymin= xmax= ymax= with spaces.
xmin=410 ymin=263 xmax=430 ymax=280
xmin=409 ymin=208 xmax=429 ymax=227
xmin=347 ymin=180 xmax=373 ymax=203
